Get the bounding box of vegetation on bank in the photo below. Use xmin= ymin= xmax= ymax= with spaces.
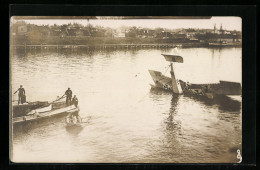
xmin=11 ymin=21 xmax=242 ymax=46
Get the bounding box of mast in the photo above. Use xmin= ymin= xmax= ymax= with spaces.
xmin=162 ymin=54 xmax=183 ymax=94
xmin=170 ymin=63 xmax=181 ymax=94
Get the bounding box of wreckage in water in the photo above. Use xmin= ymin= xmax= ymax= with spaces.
xmin=149 ymin=54 xmax=241 ymax=100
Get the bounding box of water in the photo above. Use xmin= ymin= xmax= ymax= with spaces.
xmin=11 ymin=47 xmax=242 ymax=163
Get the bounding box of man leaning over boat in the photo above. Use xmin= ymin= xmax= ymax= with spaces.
xmin=67 ymin=95 xmax=81 ymax=123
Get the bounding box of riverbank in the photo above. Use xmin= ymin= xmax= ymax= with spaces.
xmin=12 ymin=36 xmax=242 ymax=47
xmin=11 ymin=42 xmax=242 ymax=53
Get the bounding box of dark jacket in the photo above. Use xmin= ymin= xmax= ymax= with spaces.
xmin=15 ymin=88 xmax=25 ymax=96
xmin=72 ymin=96 xmax=78 ymax=106
xmin=72 ymin=96 xmax=78 ymax=103
xmin=65 ymin=89 xmax=72 ymax=98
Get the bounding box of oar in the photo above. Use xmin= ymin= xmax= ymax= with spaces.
xmin=37 ymin=94 xmax=66 ymax=107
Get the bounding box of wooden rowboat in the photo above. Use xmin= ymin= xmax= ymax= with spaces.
xmin=12 ymin=101 xmax=49 ymax=118
xmin=13 ymin=105 xmax=79 ymax=124
xmin=26 ymin=104 xmax=52 ymax=115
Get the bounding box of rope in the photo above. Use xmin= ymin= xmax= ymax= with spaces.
xmin=163 ymin=64 xmax=171 ymax=75
xmin=29 ymin=94 xmax=66 ymax=111
xmin=50 ymin=94 xmax=66 ymax=104
xmin=138 ymin=91 xmax=150 ymax=103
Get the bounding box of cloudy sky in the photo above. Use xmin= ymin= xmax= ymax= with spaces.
xmin=14 ymin=17 xmax=242 ymax=31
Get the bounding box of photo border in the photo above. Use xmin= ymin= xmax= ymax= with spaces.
xmin=2 ymin=4 xmax=256 ymax=170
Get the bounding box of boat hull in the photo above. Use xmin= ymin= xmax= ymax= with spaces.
xmin=12 ymin=110 xmax=78 ymax=135
xmin=12 ymin=101 xmax=49 ymax=118
xmin=13 ymin=105 xmax=79 ymax=125
xmin=26 ymin=104 xmax=52 ymax=115
xmin=12 ymin=100 xmax=68 ymax=118
xmin=179 ymin=80 xmax=242 ymax=98
xmin=12 ymin=105 xmax=79 ymax=134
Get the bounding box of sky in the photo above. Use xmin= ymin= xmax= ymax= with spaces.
xmin=13 ymin=17 xmax=242 ymax=31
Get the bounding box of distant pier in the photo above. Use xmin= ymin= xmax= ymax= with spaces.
xmin=11 ymin=43 xmax=182 ymax=51
xmin=11 ymin=42 xmax=241 ymax=52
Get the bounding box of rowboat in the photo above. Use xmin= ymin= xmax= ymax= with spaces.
xmin=12 ymin=101 xmax=49 ymax=118
xmin=13 ymin=104 xmax=79 ymax=125
xmin=26 ymin=104 xmax=52 ymax=115
xmin=12 ymin=94 xmax=80 ymax=126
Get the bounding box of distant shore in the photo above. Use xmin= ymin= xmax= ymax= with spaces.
xmin=11 ymin=43 xmax=242 ymax=52
xmin=11 ymin=37 xmax=242 ymax=51
xmin=12 ymin=36 xmax=242 ymax=46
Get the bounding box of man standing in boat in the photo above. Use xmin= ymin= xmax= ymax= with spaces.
xmin=65 ymin=88 xmax=72 ymax=105
xmin=14 ymin=85 xmax=26 ymax=104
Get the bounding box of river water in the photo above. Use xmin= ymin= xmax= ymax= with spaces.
xmin=11 ymin=47 xmax=242 ymax=163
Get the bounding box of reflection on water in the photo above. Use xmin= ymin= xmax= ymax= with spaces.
xmin=11 ymin=47 xmax=241 ymax=163
xmin=65 ymin=125 xmax=84 ymax=135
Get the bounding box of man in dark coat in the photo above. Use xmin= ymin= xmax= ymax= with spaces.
xmin=65 ymin=88 xmax=72 ymax=105
xmin=71 ymin=95 xmax=80 ymax=122
xmin=72 ymin=95 xmax=78 ymax=107
xmin=14 ymin=85 xmax=26 ymax=104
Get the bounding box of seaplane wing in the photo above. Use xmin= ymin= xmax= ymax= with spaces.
xmin=148 ymin=70 xmax=173 ymax=90
xmin=162 ymin=54 xmax=183 ymax=63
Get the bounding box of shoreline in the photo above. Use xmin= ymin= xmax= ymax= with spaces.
xmin=11 ymin=42 xmax=242 ymax=51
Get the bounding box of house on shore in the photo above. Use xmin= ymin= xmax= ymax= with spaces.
xmin=12 ymin=21 xmax=28 ymax=36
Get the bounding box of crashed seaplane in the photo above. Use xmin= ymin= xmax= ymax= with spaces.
xmin=149 ymin=54 xmax=241 ymax=100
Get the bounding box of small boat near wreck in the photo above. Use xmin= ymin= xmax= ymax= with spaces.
xmin=26 ymin=104 xmax=52 ymax=115
xmin=12 ymin=97 xmax=79 ymax=125
xmin=13 ymin=105 xmax=79 ymax=125
xmin=149 ymin=54 xmax=241 ymax=100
